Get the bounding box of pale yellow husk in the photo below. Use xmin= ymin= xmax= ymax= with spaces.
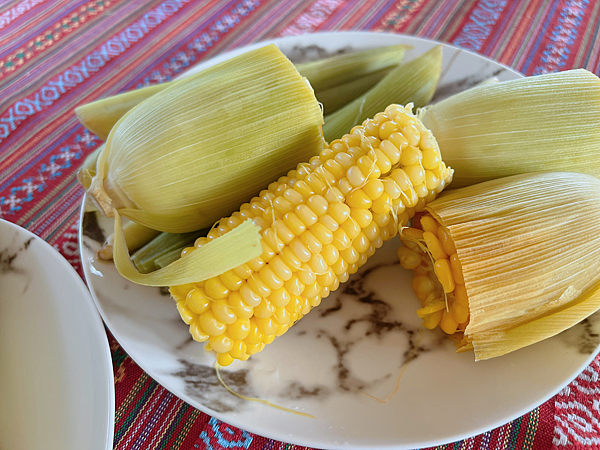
xmin=88 ymin=44 xmax=324 ymax=233
xmin=112 ymin=213 xmax=262 ymax=286
xmin=426 ymin=172 xmax=600 ymax=360
xmin=420 ymin=69 xmax=600 ymax=188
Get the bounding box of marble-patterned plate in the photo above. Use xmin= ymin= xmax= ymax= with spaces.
xmin=0 ymin=219 xmax=114 ymax=450
xmin=79 ymin=32 xmax=600 ymax=449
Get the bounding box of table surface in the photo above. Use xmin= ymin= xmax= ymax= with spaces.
xmin=1 ymin=0 xmax=599 ymax=449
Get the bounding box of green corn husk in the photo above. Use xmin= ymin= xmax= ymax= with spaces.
xmin=419 ymin=69 xmax=600 ymax=188
xmin=97 ymin=221 xmax=162 ymax=261
xmin=322 ymin=45 xmax=442 ymax=143
xmin=76 ymin=45 xmax=407 ymax=140
xmin=76 ymin=85 xmax=166 ymax=141
xmin=155 ymin=248 xmax=188 ymax=269
xmin=89 ymin=45 xmax=323 ymax=286
xmin=131 ymin=229 xmax=205 ymax=273
xmin=316 ymin=67 xmax=392 ymax=114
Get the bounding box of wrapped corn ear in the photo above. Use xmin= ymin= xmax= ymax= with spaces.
xmin=420 ymin=69 xmax=600 ymax=188
xmin=169 ymin=104 xmax=454 ymax=366
xmin=89 ymin=45 xmax=323 ymax=233
xmin=89 ymin=45 xmax=325 ymax=286
xmin=398 ymin=172 xmax=600 ymax=360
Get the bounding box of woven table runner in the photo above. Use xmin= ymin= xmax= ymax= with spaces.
xmin=1 ymin=0 xmax=599 ymax=448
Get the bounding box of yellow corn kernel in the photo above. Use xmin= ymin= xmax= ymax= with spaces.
xmin=204 ymin=277 xmax=229 ymax=300
xmin=199 ymin=311 xmax=226 ymax=336
xmin=283 ymin=188 xmax=304 ymax=205
xmin=341 ymin=245 xmax=360 ymax=264
xmin=449 ymin=253 xmax=465 ymax=284
xmin=412 ymin=275 xmax=437 ymax=302
xmin=346 ymin=189 xmax=372 ymax=209
xmin=270 ymin=287 xmax=291 ymax=308
xmin=341 ymin=217 xmax=361 ymax=240
xmin=176 ymin=301 xmax=196 ymax=325
xmin=422 ymin=147 xmax=441 ymax=170
xmin=239 ymin=284 xmax=262 ymax=307
xmin=350 ymin=208 xmax=373 ymax=229
xmin=230 ymin=340 xmax=247 ymax=359
xmin=296 ymin=204 xmax=319 ymax=227
xmin=307 ymin=195 xmax=328 ymax=216
xmin=321 ymin=244 xmax=340 ymax=265
xmin=380 ymin=140 xmax=401 ymax=165
xmin=255 ymin=317 xmax=278 ymax=336
xmin=423 ymin=231 xmax=447 ymax=261
xmin=220 ymin=270 xmax=244 ymax=292
xmin=228 ymin=319 xmax=251 ymax=340
xmin=190 ymin=320 xmax=210 ymax=342
xmin=254 ymin=299 xmax=275 ymax=318
xmin=334 ymin=152 xmax=355 ymax=169
xmin=333 ymin=227 xmax=352 ymax=250
xmin=405 ymin=164 xmax=425 ymax=186
xmin=245 ymin=321 xmax=263 ymax=345
xmin=210 ymin=334 xmax=234 ymax=353
xmin=371 ymin=193 xmax=391 ymax=215
xmin=217 ymin=353 xmax=234 ymax=366
xmin=422 ymin=309 xmax=443 ymax=329
xmin=440 ymin=310 xmax=458 ymax=334
xmin=273 ymin=221 xmax=295 ymax=244
xmin=274 ymin=306 xmax=291 ymax=324
xmin=293 ymin=180 xmax=314 ymax=197
xmin=433 ymin=259 xmax=455 ymax=293
xmin=397 ymin=246 xmax=421 ymax=270
xmin=416 ymin=300 xmax=446 ymax=318
xmin=298 ymin=265 xmax=316 ymax=285
xmin=186 ymin=288 xmax=211 ymax=315
xmin=284 ymin=275 xmax=305 ymax=296
xmin=283 ymin=212 xmax=307 ymax=236
xmin=328 ymin=202 xmax=350 ymax=224
xmin=378 ymin=120 xmax=398 ymax=140
xmin=452 ymin=304 xmax=470 ymax=324
xmin=454 ymin=284 xmax=469 ymax=307
xmin=301 ymin=230 xmax=323 ymax=254
xmin=259 ymin=266 xmax=284 ymax=290
xmin=289 ymin=239 xmax=312 ymax=263
xmin=420 ymin=215 xmax=438 ymax=234
xmin=212 ymin=300 xmax=237 ymax=324
xmin=438 ymin=227 xmax=456 ymax=255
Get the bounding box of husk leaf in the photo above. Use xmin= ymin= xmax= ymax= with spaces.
xmin=420 ymin=69 xmax=600 ymax=188
xmin=426 ymin=172 xmax=600 ymax=360
xmin=322 ymin=45 xmax=442 ymax=142
xmin=112 ymin=212 xmax=262 ymax=286
xmin=76 ymin=45 xmax=407 ymax=140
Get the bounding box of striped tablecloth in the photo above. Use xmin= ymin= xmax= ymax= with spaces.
xmin=1 ymin=0 xmax=599 ymax=448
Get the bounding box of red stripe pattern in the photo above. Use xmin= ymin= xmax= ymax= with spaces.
xmin=2 ymin=0 xmax=600 ymax=448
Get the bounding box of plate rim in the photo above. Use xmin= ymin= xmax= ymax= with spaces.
xmin=78 ymin=31 xmax=596 ymax=449
xmin=1 ymin=218 xmax=115 ymax=450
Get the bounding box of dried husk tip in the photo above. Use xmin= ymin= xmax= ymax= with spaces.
xmin=425 ymin=172 xmax=600 ymax=360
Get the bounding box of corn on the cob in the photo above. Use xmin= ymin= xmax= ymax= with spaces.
xmin=169 ymin=104 xmax=454 ymax=366
xmin=398 ymin=172 xmax=600 ymax=360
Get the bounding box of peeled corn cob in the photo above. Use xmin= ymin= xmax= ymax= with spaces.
xmin=169 ymin=104 xmax=453 ymax=366
xmin=398 ymin=172 xmax=600 ymax=360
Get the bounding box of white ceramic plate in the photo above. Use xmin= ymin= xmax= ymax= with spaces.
xmin=79 ymin=32 xmax=600 ymax=449
xmin=0 ymin=219 xmax=114 ymax=450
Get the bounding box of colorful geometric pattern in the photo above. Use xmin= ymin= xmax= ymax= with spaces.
xmin=1 ymin=0 xmax=600 ymax=448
